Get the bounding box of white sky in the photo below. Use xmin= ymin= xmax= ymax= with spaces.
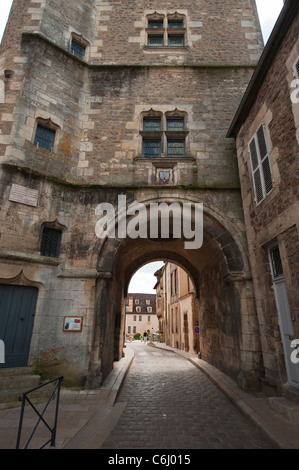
xmin=0 ymin=0 xmax=284 ymax=292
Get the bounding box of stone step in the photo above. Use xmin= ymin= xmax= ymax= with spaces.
xmin=269 ymin=397 xmax=299 ymax=423
xmin=0 ymin=374 xmax=40 ymax=392
xmin=0 ymin=367 xmax=35 ymax=377
xmin=0 ymin=367 xmax=44 ymax=408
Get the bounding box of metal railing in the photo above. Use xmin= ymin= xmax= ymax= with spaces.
xmin=16 ymin=376 xmax=64 ymax=449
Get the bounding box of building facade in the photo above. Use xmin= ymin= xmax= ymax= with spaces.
xmin=125 ymin=293 xmax=158 ymax=340
xmin=155 ymin=263 xmax=198 ymax=354
xmin=228 ymin=0 xmax=299 ymax=396
xmin=0 ymin=0 xmax=264 ymax=389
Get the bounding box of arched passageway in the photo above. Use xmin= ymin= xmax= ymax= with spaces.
xmin=88 ymin=199 xmax=263 ymax=392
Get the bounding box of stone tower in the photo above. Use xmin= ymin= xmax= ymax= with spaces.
xmin=0 ymin=1 xmax=264 ymax=388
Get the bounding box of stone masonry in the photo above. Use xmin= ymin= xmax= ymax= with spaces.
xmin=0 ymin=0 xmax=264 ymax=388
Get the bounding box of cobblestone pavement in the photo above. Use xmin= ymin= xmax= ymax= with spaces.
xmin=101 ymin=342 xmax=274 ymax=449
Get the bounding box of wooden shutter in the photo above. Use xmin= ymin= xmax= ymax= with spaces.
xmin=249 ymin=125 xmax=272 ymax=203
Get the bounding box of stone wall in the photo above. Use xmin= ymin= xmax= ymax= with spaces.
xmin=0 ymin=0 xmax=264 ymax=387
xmin=235 ymin=9 xmax=299 ymax=391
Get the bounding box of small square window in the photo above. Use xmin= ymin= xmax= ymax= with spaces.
xmin=40 ymin=227 xmax=62 ymax=258
xmin=148 ymin=35 xmax=164 ymax=47
xmin=143 ymin=118 xmax=161 ymax=131
xmin=167 ymin=118 xmax=185 ymax=131
xmin=168 ymin=35 xmax=184 ymax=47
xmin=34 ymin=125 xmax=55 ymax=151
xmin=148 ymin=20 xmax=164 ymax=29
xmin=270 ymin=246 xmax=283 ymax=279
xmin=71 ymin=40 xmax=86 ymax=59
xmin=143 ymin=139 xmax=161 ymax=158
xmin=168 ymin=20 xmax=184 ymax=29
xmin=167 ymin=139 xmax=185 ymax=157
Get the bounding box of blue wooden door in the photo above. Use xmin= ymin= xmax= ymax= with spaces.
xmin=0 ymin=285 xmax=38 ymax=368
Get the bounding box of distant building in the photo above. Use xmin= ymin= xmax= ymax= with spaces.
xmin=155 ymin=263 xmax=199 ymax=354
xmin=125 ymin=293 xmax=159 ymax=339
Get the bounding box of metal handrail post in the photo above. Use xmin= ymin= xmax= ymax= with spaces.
xmin=16 ymin=376 xmax=64 ymax=449
xmin=50 ymin=376 xmax=63 ymax=447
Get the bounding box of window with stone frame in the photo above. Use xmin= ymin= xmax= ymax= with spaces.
xmin=249 ymin=125 xmax=273 ymax=204
xmin=40 ymin=227 xmax=62 ymax=258
xmin=269 ymin=245 xmax=283 ymax=279
xmin=141 ymin=110 xmax=188 ymax=158
xmin=71 ymin=40 xmax=86 ymax=59
xmin=34 ymin=124 xmax=56 ymax=151
xmin=293 ymin=56 xmax=299 ymax=78
xmin=70 ymin=33 xmax=89 ymax=60
xmin=146 ymin=13 xmax=186 ymax=48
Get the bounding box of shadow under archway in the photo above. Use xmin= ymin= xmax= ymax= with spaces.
xmin=88 ymin=207 xmax=263 ymax=392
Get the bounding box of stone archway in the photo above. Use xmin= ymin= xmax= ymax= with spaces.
xmin=88 ymin=198 xmax=263 ymax=392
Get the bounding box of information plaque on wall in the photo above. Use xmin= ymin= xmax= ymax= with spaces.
xmin=9 ymin=184 xmax=39 ymax=207
xmin=63 ymin=317 xmax=83 ymax=332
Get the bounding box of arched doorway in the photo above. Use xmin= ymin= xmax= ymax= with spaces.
xmin=88 ymin=197 xmax=263 ymax=392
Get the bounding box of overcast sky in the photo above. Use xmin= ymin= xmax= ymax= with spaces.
xmin=0 ymin=0 xmax=284 ymax=293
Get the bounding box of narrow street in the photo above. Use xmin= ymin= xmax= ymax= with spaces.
xmin=101 ymin=342 xmax=274 ymax=449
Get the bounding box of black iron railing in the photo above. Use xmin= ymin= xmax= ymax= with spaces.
xmin=16 ymin=376 xmax=64 ymax=449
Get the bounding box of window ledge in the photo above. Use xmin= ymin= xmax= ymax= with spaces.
xmin=134 ymin=156 xmax=196 ymax=163
xmin=143 ymin=46 xmax=190 ymax=51
xmin=0 ymin=250 xmax=62 ymax=266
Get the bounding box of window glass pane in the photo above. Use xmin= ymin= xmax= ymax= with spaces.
xmin=253 ymin=169 xmax=264 ymax=203
xmin=148 ymin=20 xmax=164 ymax=29
xmin=168 ymin=35 xmax=184 ymax=46
xmin=262 ymin=157 xmax=273 ymax=194
xmin=40 ymin=227 xmax=62 ymax=258
xmin=270 ymin=245 xmax=283 ymax=278
xmin=148 ymin=35 xmax=164 ymax=46
xmin=167 ymin=139 xmax=185 ymax=157
xmin=250 ymin=139 xmax=258 ymax=170
xmin=257 ymin=126 xmax=268 ymax=159
xmin=143 ymin=118 xmax=161 ymax=131
xmin=71 ymin=40 xmax=85 ymax=59
xmin=168 ymin=20 xmax=184 ymax=29
xmin=143 ymin=139 xmax=161 ymax=157
xmin=34 ymin=125 xmax=55 ymax=151
xmin=167 ymin=118 xmax=184 ymax=131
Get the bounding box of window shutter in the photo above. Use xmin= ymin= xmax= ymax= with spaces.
xmin=249 ymin=125 xmax=272 ymax=204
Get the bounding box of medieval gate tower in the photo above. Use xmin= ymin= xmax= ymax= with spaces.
xmin=0 ymin=0 xmax=264 ymax=389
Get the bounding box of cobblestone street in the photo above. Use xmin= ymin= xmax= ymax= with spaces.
xmin=101 ymin=342 xmax=274 ymax=449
